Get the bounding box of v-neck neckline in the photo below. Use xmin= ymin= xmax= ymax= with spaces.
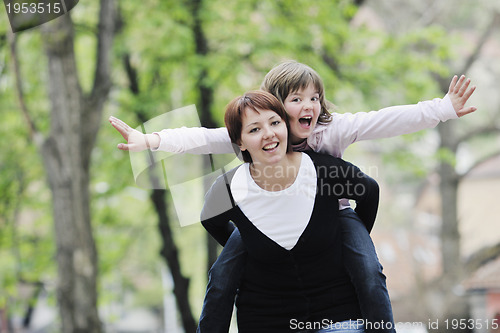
xmin=247 ymin=152 xmax=303 ymax=194
xmin=232 ymin=174 xmax=322 ymax=253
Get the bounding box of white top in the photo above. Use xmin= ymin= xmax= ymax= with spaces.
xmin=152 ymin=94 xmax=456 ymax=157
xmin=230 ymin=153 xmax=316 ymax=250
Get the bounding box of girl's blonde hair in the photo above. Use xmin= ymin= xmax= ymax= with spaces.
xmin=260 ymin=61 xmax=333 ymax=124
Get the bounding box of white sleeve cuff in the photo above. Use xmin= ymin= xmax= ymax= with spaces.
xmin=441 ymin=94 xmax=458 ymax=121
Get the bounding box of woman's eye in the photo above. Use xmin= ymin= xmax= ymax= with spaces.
xmin=249 ymin=128 xmax=259 ymax=133
xmin=271 ymin=121 xmax=281 ymax=126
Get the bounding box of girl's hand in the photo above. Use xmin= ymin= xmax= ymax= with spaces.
xmin=109 ymin=116 xmax=160 ymax=151
xmin=448 ymin=75 xmax=477 ymax=117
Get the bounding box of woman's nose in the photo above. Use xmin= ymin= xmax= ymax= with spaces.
xmin=262 ymin=126 xmax=274 ymax=139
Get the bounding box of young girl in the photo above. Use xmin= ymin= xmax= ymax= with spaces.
xmin=203 ymin=90 xmax=377 ymax=332
xmin=109 ymin=61 xmax=476 ymax=332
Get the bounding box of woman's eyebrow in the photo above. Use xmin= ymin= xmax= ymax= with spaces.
xmin=244 ymin=115 xmax=279 ymax=128
xmin=244 ymin=121 xmax=260 ymax=128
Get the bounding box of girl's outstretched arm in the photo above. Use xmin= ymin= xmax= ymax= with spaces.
xmin=109 ymin=116 xmax=160 ymax=151
xmin=109 ymin=116 xmax=234 ymax=154
xmin=314 ymin=75 xmax=477 ymax=156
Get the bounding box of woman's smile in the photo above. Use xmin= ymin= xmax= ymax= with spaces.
xmin=238 ymin=108 xmax=288 ymax=166
xmin=262 ymin=142 xmax=279 ymax=152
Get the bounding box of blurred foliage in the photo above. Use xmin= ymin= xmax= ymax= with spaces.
xmin=0 ymin=75 xmax=54 ymax=310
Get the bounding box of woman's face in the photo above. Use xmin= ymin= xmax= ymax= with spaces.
xmin=283 ymin=83 xmax=321 ymax=144
xmin=239 ymin=108 xmax=288 ymax=166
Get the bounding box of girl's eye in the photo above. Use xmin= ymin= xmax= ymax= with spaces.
xmin=271 ymin=120 xmax=281 ymax=126
xmin=312 ymin=96 xmax=319 ymax=102
xmin=249 ymin=128 xmax=259 ymax=133
xmin=291 ymin=98 xmax=300 ymax=102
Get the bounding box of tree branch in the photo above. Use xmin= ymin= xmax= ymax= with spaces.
xmin=415 ymin=1 xmax=447 ymax=27
xmin=89 ymin=0 xmax=116 ymax=104
xmin=320 ymin=0 xmax=367 ymax=79
xmin=433 ymin=11 xmax=499 ymax=93
xmin=320 ymin=51 xmax=343 ymax=79
xmin=459 ymin=11 xmax=500 ymax=75
xmin=7 ymin=31 xmax=40 ymax=143
xmin=459 ymin=150 xmax=500 ymax=181
xmin=465 ymin=242 xmax=500 ymax=273
xmin=123 ymin=53 xmax=139 ymax=95
xmin=83 ymin=0 xmax=117 ymax=162
xmin=455 ymin=123 xmax=500 ymax=149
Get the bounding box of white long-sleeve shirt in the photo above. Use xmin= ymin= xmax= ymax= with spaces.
xmin=152 ymin=94 xmax=456 ymax=157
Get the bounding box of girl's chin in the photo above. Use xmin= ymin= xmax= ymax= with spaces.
xmin=290 ymin=133 xmax=310 ymax=145
xmin=294 ymin=125 xmax=313 ymax=135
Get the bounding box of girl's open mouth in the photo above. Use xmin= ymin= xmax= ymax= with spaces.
xmin=299 ymin=116 xmax=312 ymax=128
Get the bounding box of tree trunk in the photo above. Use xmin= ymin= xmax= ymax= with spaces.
xmin=189 ymin=0 xmax=220 ymax=272
xmin=435 ymin=121 xmax=470 ymax=332
xmin=437 ymin=122 xmax=461 ymax=279
xmin=432 ymin=13 xmax=500 ymax=331
xmin=186 ymin=0 xmax=218 ymax=271
xmin=152 ymin=189 xmax=197 ymax=333
xmin=0 ymin=307 xmax=10 ymax=333
xmin=41 ymin=13 xmax=101 ymax=333
xmin=38 ymin=0 xmax=115 ymax=331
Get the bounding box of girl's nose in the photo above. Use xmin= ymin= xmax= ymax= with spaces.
xmin=303 ymin=100 xmax=313 ymax=110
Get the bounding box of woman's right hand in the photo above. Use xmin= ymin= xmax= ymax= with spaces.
xmin=109 ymin=116 xmax=160 ymax=151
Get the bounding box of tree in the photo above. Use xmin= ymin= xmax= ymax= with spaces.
xmin=365 ymin=1 xmax=500 ymax=330
xmin=432 ymin=11 xmax=500 ymax=330
xmin=8 ymin=0 xmax=117 ymax=331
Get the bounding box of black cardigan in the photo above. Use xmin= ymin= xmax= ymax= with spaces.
xmin=201 ymin=152 xmax=379 ymax=332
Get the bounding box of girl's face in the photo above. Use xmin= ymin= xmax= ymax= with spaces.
xmin=283 ymin=83 xmax=321 ymax=144
xmin=239 ymin=108 xmax=288 ymax=166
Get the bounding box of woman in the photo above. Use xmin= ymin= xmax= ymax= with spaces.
xmin=201 ymin=90 xmax=379 ymax=332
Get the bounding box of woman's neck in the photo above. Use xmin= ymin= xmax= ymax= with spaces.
xmin=249 ymin=152 xmax=302 ymax=192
